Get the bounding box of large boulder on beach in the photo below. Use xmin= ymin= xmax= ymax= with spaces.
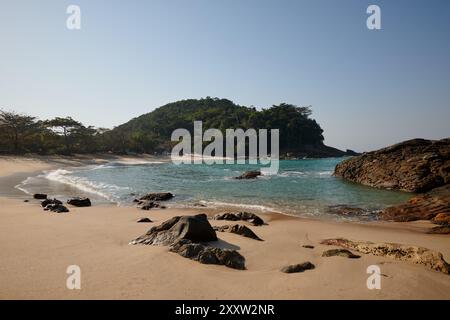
xmin=67 ymin=197 xmax=91 ymax=207
xmin=130 ymin=214 xmax=217 ymax=246
xmin=334 ymin=138 xmax=450 ymax=193
xmin=234 ymin=170 xmax=261 ymax=180
xmin=380 ymin=184 xmax=450 ymax=222
xmin=170 ymin=239 xmax=246 ymax=270
xmin=139 ymin=192 xmax=174 ymax=201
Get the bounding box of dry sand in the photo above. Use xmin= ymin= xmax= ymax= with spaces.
xmin=0 ymin=156 xmax=449 ymax=299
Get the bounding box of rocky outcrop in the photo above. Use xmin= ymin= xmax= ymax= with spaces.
xmin=67 ymin=197 xmax=91 ymax=207
xmin=213 ymin=212 xmax=264 ymax=226
xmin=322 ymin=249 xmax=361 ymax=259
xmin=280 ymin=262 xmax=315 ymax=273
xmin=334 ymin=138 xmax=450 ymax=193
xmin=170 ymin=239 xmax=245 ymax=270
xmin=380 ymin=184 xmax=450 ymax=222
xmin=139 ymin=192 xmax=174 ymax=201
xmin=234 ymin=170 xmax=261 ymax=180
xmin=213 ymin=224 xmax=263 ymax=241
xmin=33 ymin=193 xmax=47 ymax=200
xmin=321 ymin=238 xmax=450 ymax=274
xmin=130 ymin=214 xmax=217 ymax=246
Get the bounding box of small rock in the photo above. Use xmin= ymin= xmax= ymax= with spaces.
xmin=213 ymin=212 xmax=264 ymax=226
xmin=33 ymin=193 xmax=47 ymax=200
xmin=139 ymin=192 xmax=174 ymax=202
xmin=67 ymin=197 xmax=91 ymax=207
xmin=46 ymin=204 xmax=69 ymax=213
xmin=322 ymin=249 xmax=361 ymax=259
xmin=234 ymin=170 xmax=261 ymax=180
xmin=281 ymin=262 xmax=315 ymax=273
xmin=302 ymin=245 xmax=314 ymax=249
xmin=137 ymin=217 xmax=152 ymax=223
xmin=23 ymin=199 xmax=29 ymax=203
xmin=214 ymin=224 xmax=263 ymax=241
xmin=41 ymin=198 xmax=62 ymax=208
xmin=140 ymin=201 xmax=160 ymax=210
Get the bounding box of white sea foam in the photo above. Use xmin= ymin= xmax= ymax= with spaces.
xmin=197 ymin=200 xmax=283 ymax=213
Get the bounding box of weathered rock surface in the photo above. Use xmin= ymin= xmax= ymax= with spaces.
xmin=41 ymin=198 xmax=62 ymax=207
xmin=427 ymin=225 xmax=450 ymax=234
xmin=213 ymin=212 xmax=264 ymax=226
xmin=322 ymin=248 xmax=361 ymax=259
xmin=139 ymin=192 xmax=174 ymax=201
xmin=45 ymin=204 xmax=69 ymax=213
xmin=379 ymin=185 xmax=450 ymax=222
xmin=280 ymin=262 xmax=315 ymax=273
xmin=130 ymin=214 xmax=217 ymax=246
xmin=334 ymin=138 xmax=450 ymax=193
xmin=33 ymin=193 xmax=47 ymax=200
xmin=67 ymin=197 xmax=91 ymax=207
xmin=235 ymin=170 xmax=261 ymax=180
xmin=321 ymin=238 xmax=450 ymax=274
xmin=213 ymin=224 xmax=263 ymax=241
xmin=170 ymin=239 xmax=245 ymax=270
xmin=137 ymin=217 xmax=152 ymax=223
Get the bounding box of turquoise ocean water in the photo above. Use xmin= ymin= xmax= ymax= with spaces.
xmin=15 ymin=158 xmax=411 ymax=220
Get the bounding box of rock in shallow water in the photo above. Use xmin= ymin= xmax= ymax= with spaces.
xmin=213 ymin=224 xmax=263 ymax=241
xmin=33 ymin=193 xmax=47 ymax=200
xmin=281 ymin=262 xmax=315 ymax=273
xmin=139 ymin=192 xmax=174 ymax=201
xmin=321 ymin=238 xmax=450 ymax=274
xmin=41 ymin=198 xmax=62 ymax=207
xmin=234 ymin=170 xmax=261 ymax=180
xmin=170 ymin=239 xmax=246 ymax=270
xmin=45 ymin=203 xmax=69 ymax=213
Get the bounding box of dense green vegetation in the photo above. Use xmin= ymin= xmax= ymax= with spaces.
xmin=1 ymin=97 xmax=339 ymax=156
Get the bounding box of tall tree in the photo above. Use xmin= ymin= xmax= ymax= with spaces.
xmin=44 ymin=117 xmax=83 ymax=154
xmin=0 ymin=110 xmax=38 ymax=153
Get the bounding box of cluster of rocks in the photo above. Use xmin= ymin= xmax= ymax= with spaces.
xmin=213 ymin=224 xmax=263 ymax=241
xmin=213 ymin=212 xmax=264 ymax=226
xmin=133 ymin=192 xmax=173 ymax=210
xmin=130 ymin=214 xmax=245 ymax=270
xmin=333 ymin=138 xmax=450 ymax=232
xmin=32 ymin=193 xmax=92 ymax=213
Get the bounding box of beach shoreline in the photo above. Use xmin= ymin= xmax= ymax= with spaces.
xmin=0 ymin=155 xmax=449 ymax=300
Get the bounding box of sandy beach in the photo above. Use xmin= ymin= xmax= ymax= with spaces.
xmin=0 ymin=156 xmax=449 ymax=300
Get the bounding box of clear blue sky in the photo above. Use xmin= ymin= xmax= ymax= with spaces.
xmin=1 ymin=0 xmax=449 ymax=151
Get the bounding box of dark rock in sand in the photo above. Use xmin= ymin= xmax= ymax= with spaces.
xmin=170 ymin=239 xmax=245 ymax=270
xmin=213 ymin=224 xmax=263 ymax=241
xmin=427 ymin=225 xmax=450 ymax=234
xmin=130 ymin=214 xmax=217 ymax=246
xmin=45 ymin=203 xmax=69 ymax=213
xmin=302 ymin=245 xmax=314 ymax=249
xmin=334 ymin=138 xmax=450 ymax=193
xmin=137 ymin=217 xmax=152 ymax=223
xmin=23 ymin=199 xmax=29 ymax=203
xmin=213 ymin=212 xmax=264 ymax=226
xmin=41 ymin=198 xmax=62 ymax=208
xmin=281 ymin=262 xmax=315 ymax=273
xmin=33 ymin=193 xmax=47 ymax=200
xmin=139 ymin=192 xmax=174 ymax=202
xmin=67 ymin=197 xmax=91 ymax=207
xmin=322 ymin=248 xmax=361 ymax=259
xmin=379 ymin=185 xmax=450 ymax=222
xmin=234 ymin=170 xmax=261 ymax=180
xmin=321 ymin=238 xmax=450 ymax=274
xmin=139 ymin=200 xmax=160 ymax=210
